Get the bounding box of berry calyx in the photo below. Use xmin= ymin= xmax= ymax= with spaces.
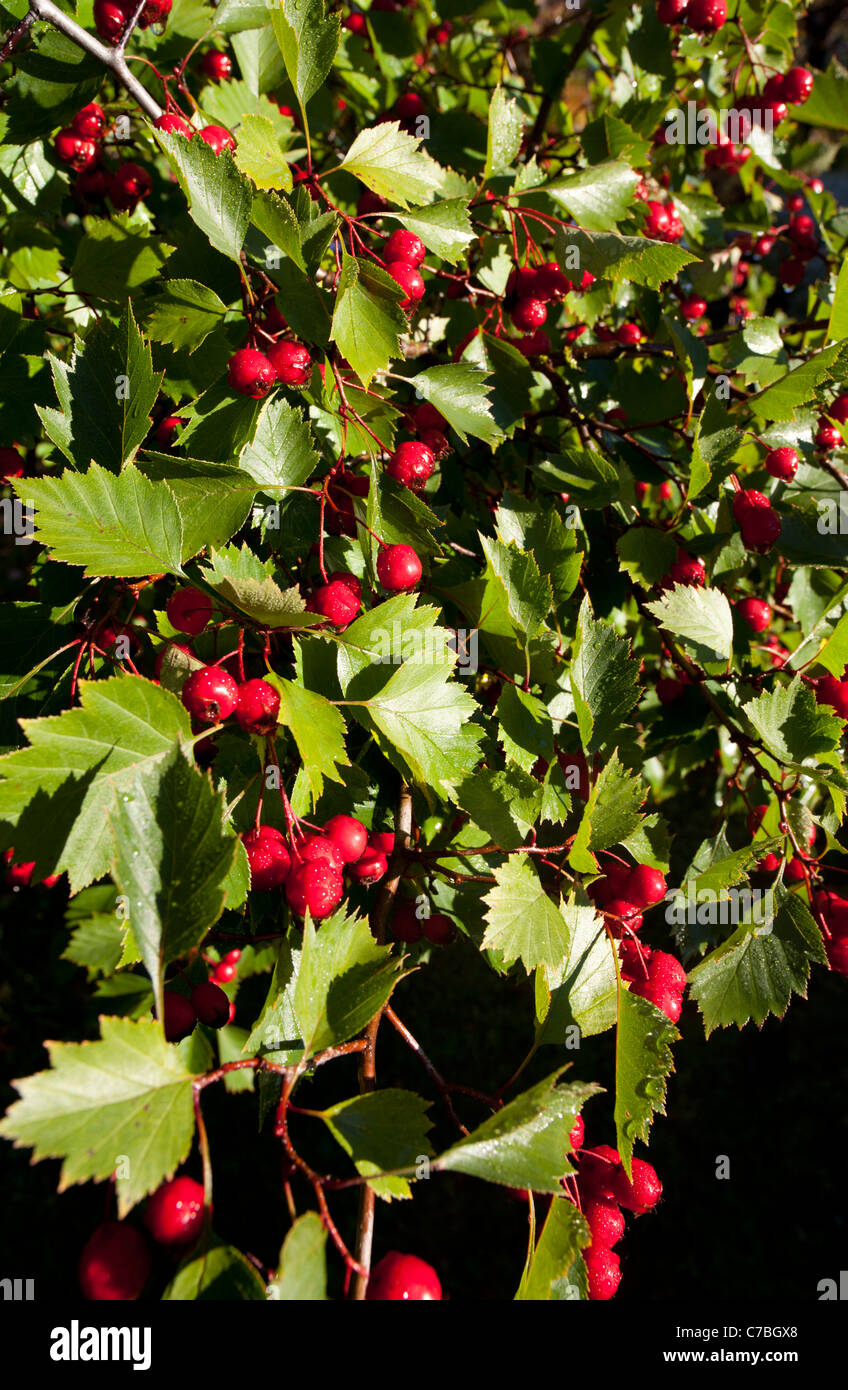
xmin=323 ymin=814 xmax=368 ymax=864
xmin=285 ymin=860 xmax=345 ymax=918
xmin=235 ymin=678 xmax=280 ymax=735
xmin=79 ymin=1222 xmax=151 ymax=1301
xmin=227 ymin=347 xmax=276 ymax=398
xmin=366 ymin=1251 xmax=442 ymax=1300
xmin=764 ymin=446 xmax=799 ymax=481
xmin=384 ymin=228 xmax=426 ymax=267
xmin=191 ymin=980 xmax=231 ymax=1028
xmin=667 ymin=548 xmax=706 ymax=587
xmin=161 ymin=990 xmax=197 ymax=1042
xmin=348 ymin=846 xmax=388 ymax=883
xmin=385 ymin=261 xmax=425 ymax=309
xmin=244 ymin=825 xmax=291 ymax=890
xmin=736 ymin=597 xmax=772 ymax=633
xmin=166 ymin=586 xmax=212 ymax=636
xmin=377 ymin=544 xmax=423 ymax=591
xmin=386 ymin=440 xmax=435 ymax=489
xmin=144 ymin=1176 xmax=205 ymax=1246
xmin=267 ymin=339 xmax=312 ymax=387
xmin=199 ymin=125 xmax=237 ymax=154
xmin=181 ymin=665 xmax=240 ymax=722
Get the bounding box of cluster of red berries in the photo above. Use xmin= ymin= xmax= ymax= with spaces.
xmin=659 ymin=545 xmax=706 ymax=589
xmin=637 ymin=189 xmax=685 ymax=244
xmin=227 ymin=337 xmax=312 ymax=399
xmin=161 ymin=967 xmax=236 ymax=1042
xmin=54 ymin=103 xmax=153 ymax=212
xmin=93 ymin=0 xmax=171 ymax=44
xmin=657 ymin=0 xmax=727 ymax=34
xmin=243 ymin=815 xmax=397 ymax=921
xmin=732 ymin=488 xmax=781 ymax=552
xmin=504 ymin=260 xmax=594 ymax=358
xmin=79 ymin=1174 xmax=205 ymax=1299
xmin=3 ymin=848 xmax=59 ymax=890
xmin=587 ymin=859 xmax=687 ymax=1021
xmin=389 ymin=897 xmax=456 ymax=946
xmin=813 ymin=390 xmax=848 ymax=453
xmin=814 ymin=891 xmax=848 ymax=975
xmin=571 ymin=1132 xmax=663 ymax=1300
xmin=382 ymin=226 xmax=427 ymax=310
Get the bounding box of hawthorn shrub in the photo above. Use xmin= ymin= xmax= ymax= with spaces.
xmin=0 ymin=0 xmax=847 ymax=1304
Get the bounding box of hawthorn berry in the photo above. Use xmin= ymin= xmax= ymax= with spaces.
xmin=212 ymin=960 xmax=238 ymax=984
xmin=286 ymin=860 xmax=345 ymax=918
xmin=369 ymin=831 xmax=395 ymax=856
xmin=93 ymin=0 xmax=130 ymax=42
xmin=227 ymin=348 xmax=277 ymax=398
xmin=668 ymin=548 xmax=706 ymax=587
xmin=267 ymin=340 xmax=312 ymax=387
xmin=201 ymin=50 xmax=233 ymax=82
xmin=569 ymin=1114 xmax=585 ymax=1152
xmin=377 ymin=544 xmax=423 ymax=591
xmin=815 ymin=674 xmax=848 ymax=720
xmin=782 ymin=66 xmax=814 ymax=106
xmin=686 ymin=0 xmax=727 ymax=32
xmin=79 ymin=1222 xmax=152 ymax=1301
xmin=181 ymin=665 xmax=240 ymax=722
xmin=348 ymin=846 xmax=388 ymax=883
xmin=155 ymin=414 xmax=188 ymax=449
xmin=584 ymin=1245 xmax=621 ymax=1300
xmin=813 ymin=890 xmax=848 ymax=974
xmin=612 ymin=1157 xmax=663 ymax=1214
xmin=657 ymin=0 xmax=689 ymax=23
xmin=584 ymin=1197 xmax=625 ymax=1248
xmin=323 ymin=814 xmax=368 ymax=864
xmin=395 ymin=92 xmax=427 ymax=122
xmin=199 ymin=125 xmax=237 ymax=154
xmin=138 ymin=0 xmax=171 ymax=25
xmin=296 ymin=834 xmax=345 ymax=872
xmin=386 ymin=440 xmax=435 ymax=489
xmin=109 ymin=163 xmax=152 ymax=212
xmin=391 ymin=900 xmax=423 ymax=943
xmin=166 ymin=586 xmax=212 ymax=635
xmin=191 ymin=980 xmax=231 ymax=1028
xmin=155 ymin=111 xmax=194 ymax=138
xmin=534 ymin=261 xmax=569 ymax=300
xmin=72 ymin=104 xmax=106 ymax=139
xmin=344 ymin=11 xmax=368 ymax=34
xmin=733 ymin=489 xmax=781 ymax=551
xmin=384 ymin=228 xmax=426 ymax=267
xmin=681 ymin=295 xmax=707 ymax=321
xmin=385 ymin=260 xmax=425 ymax=309
xmin=764 ymin=446 xmax=799 ymax=481
xmin=161 ymin=990 xmax=197 ymax=1042
xmin=644 ymin=201 xmax=670 ymax=239
xmin=55 ymin=129 xmax=99 ymax=172
xmin=306 ymin=579 xmax=361 ymax=629
xmin=421 ymin=911 xmax=456 ymax=945
xmin=419 ymin=426 xmax=451 ymax=459
xmin=736 ymin=597 xmax=772 ymax=633
xmin=616 ymin=322 xmax=642 ymax=347
xmin=828 ymin=393 xmax=848 ymax=424
xmin=235 ymin=678 xmax=280 ymax=735
xmin=244 ymin=826 xmax=291 ymax=890
xmin=365 ymin=1252 xmax=444 ymax=1304
xmin=511 ymin=298 xmax=547 ymax=332
xmin=603 ymin=899 xmax=643 ymax=937
xmin=145 ymin=1176 xmax=205 ymax=1246
xmin=815 ymin=422 xmax=841 ymax=451
xmin=624 ymin=864 xmax=667 ymax=908
xmin=779 ymin=258 xmax=806 ymax=289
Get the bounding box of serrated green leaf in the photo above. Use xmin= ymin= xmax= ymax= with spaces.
xmin=484 ymin=86 xmax=524 ymax=179
xmin=330 ymin=252 xmax=405 ymax=387
xmin=294 ymin=912 xmax=404 ymax=1057
xmin=646 ymin=584 xmax=733 ymax=667
xmin=320 ymin=1089 xmax=433 ymax=1199
xmin=744 ymin=675 xmax=844 ymax=764
xmin=268 ymin=1213 xmax=327 ymax=1300
xmin=614 ymin=985 xmax=678 ymax=1176
xmin=547 ymin=161 xmax=639 ymax=233
xmin=145 ymin=279 xmax=229 ymax=353
xmin=71 ymin=218 xmax=174 ymax=301
xmin=750 ymin=343 xmax=845 ymax=423
xmin=482 ymin=855 xmax=570 ymax=972
xmin=271 ymin=0 xmax=340 ymax=109
xmin=275 ymin=675 xmax=348 ymax=801
xmin=234 ymin=113 xmax=294 ymax=191
xmin=411 ymin=363 xmax=499 ymax=445
xmin=163 ymin=1237 xmax=267 ymax=1301
xmin=388 ymin=199 xmax=474 ymax=263
xmin=156 ymin=129 xmax=253 ymax=263
xmin=617 ymin=528 xmax=678 ymax=588
xmin=570 ymin=595 xmax=641 ymax=753
xmin=535 ymin=899 xmax=618 ymax=1043
xmin=554 ymin=226 xmax=697 ymax=290
xmin=340 ymin=122 xmax=446 ymax=209
xmin=516 ymin=1197 xmax=590 ymax=1301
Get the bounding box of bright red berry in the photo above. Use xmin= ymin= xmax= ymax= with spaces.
xmin=166 ymin=586 xmax=212 ymax=635
xmin=384 ymin=228 xmax=426 ymax=267
xmin=323 ymin=814 xmax=368 ymax=864
xmin=736 ymin=597 xmax=772 ymax=633
xmin=161 ymin=990 xmax=197 ymax=1042
xmin=286 ymin=860 xmax=344 ymax=918
xmin=815 ymin=422 xmax=841 ymax=451
xmin=815 ymin=674 xmax=848 ymax=720
xmin=244 ymin=826 xmax=291 ymax=889
xmin=612 ymin=1157 xmax=662 ymax=1214
xmin=79 ymin=1222 xmax=151 ymax=1300
xmin=657 ymin=0 xmax=689 ymax=24
xmin=385 ymin=260 xmax=425 ymax=309
xmin=366 ymin=1251 xmax=442 ymax=1300
xmin=783 ymin=66 xmax=814 ymax=106
xmin=55 ymin=129 xmax=99 ymax=172
xmin=109 ymin=162 xmax=152 ymax=211
xmin=296 ymin=834 xmax=345 ymax=872
xmin=681 ymin=295 xmax=707 ymax=321
xmin=377 ymin=544 xmax=423 ymax=591
xmin=155 ymin=111 xmax=194 ymax=138
xmin=227 ymin=347 xmax=276 ymax=398
xmin=643 ymin=200 xmax=670 ymax=239
xmin=617 ymin=322 xmax=642 ymax=346
xmin=267 ymin=340 xmax=312 ymax=387
xmin=764 ymin=446 xmax=799 ymax=480
xmin=72 ymin=103 xmax=106 ymax=139
xmin=344 ymin=11 xmax=368 ymax=34
xmin=348 ymin=847 xmax=388 ymax=884
xmin=668 ymin=548 xmax=706 ymax=587
xmin=155 ymin=414 xmax=187 ymax=449
xmin=686 ymin=0 xmax=726 ymax=32
xmin=235 ymin=678 xmax=280 ymax=735
xmin=181 ymin=665 xmax=239 ymax=722
xmin=828 ymin=393 xmax=848 ymax=424
xmin=604 ymin=899 xmax=643 ymax=937
xmin=624 ymin=864 xmax=667 ymax=909
xmin=584 ymin=1245 xmax=621 ymax=1300
xmin=395 ymin=92 xmax=427 ymax=121
xmin=306 ymin=579 xmax=361 ymax=629
xmin=386 ymin=439 xmax=435 ymax=489
xmin=201 ymin=50 xmax=233 ymax=82
xmin=199 ymin=125 xmax=236 ymax=154
xmin=584 ymin=1197 xmax=625 ymax=1249
xmin=511 ymin=297 xmax=547 ymax=332
xmin=145 ymin=1176 xmax=205 ymax=1246
xmin=534 ymin=261 xmax=569 ymax=300
xmin=93 ymin=0 xmax=130 ymax=42
xmin=139 ymin=0 xmax=171 ymax=23
xmin=733 ymin=489 xmax=782 ymax=550
xmin=191 ymin=980 xmax=231 ymax=1028
xmin=569 ymin=1114 xmax=585 ymax=1152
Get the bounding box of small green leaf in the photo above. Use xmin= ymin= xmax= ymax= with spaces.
xmin=320 ymin=1089 xmax=434 ymax=1199
xmin=482 ymin=855 xmax=571 ymax=972
xmin=614 ymin=985 xmax=678 ymax=1176
xmin=234 ymin=113 xmax=294 ymax=191
xmin=268 ymin=1213 xmax=328 ymax=1301
xmin=646 ymin=584 xmax=734 ymax=667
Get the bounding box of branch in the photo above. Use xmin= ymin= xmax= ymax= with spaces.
xmin=0 ymin=8 xmax=36 ymax=63
xmin=25 ymin=0 xmax=162 ymax=119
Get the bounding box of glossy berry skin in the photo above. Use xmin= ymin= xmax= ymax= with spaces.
xmin=286 ymin=860 xmax=344 ymax=918
xmin=511 ymin=297 xmax=547 ymax=332
xmin=323 ymin=814 xmax=368 ymax=864
xmin=736 ymin=597 xmax=771 ymax=633
xmin=79 ymin=1222 xmax=151 ymax=1301
xmin=815 ymin=423 xmax=841 ymax=451
xmin=419 ymin=426 xmax=451 ymax=459
xmin=228 ymin=348 xmax=276 ymax=398
xmin=813 ymin=890 xmax=848 ymax=974
xmin=145 ymin=1176 xmax=205 ymax=1246
xmin=72 ymin=103 xmax=106 ymax=139
xmin=166 ymin=586 xmax=212 ymax=635
xmin=155 ymin=111 xmax=194 ymax=138
xmin=624 ymin=864 xmax=667 ymax=908
xmin=657 ymin=0 xmax=689 ymax=21
xmin=348 ymin=847 xmax=388 ymax=884
xmin=612 ymin=1158 xmax=662 ymax=1214
xmin=733 ymin=489 xmax=782 ymax=550
xmin=584 ymin=1245 xmax=621 ymax=1300
xmin=94 ymin=0 xmax=130 ymax=42
xmin=366 ymin=1251 xmax=442 ymax=1300
xmin=235 ymin=678 xmax=280 ymax=735
xmin=681 ymin=295 xmax=707 ymax=321
xmin=569 ymin=1114 xmax=584 ymax=1153
xmin=306 ymin=579 xmax=361 ymax=629
xmin=55 ymin=129 xmax=99 ymax=172
xmin=109 ymin=163 xmax=152 ymax=211
xmin=297 ymin=834 xmax=345 ymax=872
xmin=201 ymin=50 xmax=233 ymax=82
xmin=643 ymin=200 xmax=670 ymax=239
xmin=191 ymin=980 xmax=231 ymax=1028
xmin=384 ymin=228 xmax=426 ymax=267
xmin=828 ymin=393 xmax=848 ymax=424
xmin=585 ymin=1197 xmax=625 ymax=1249
xmin=199 ymin=125 xmax=236 ymax=154
xmin=764 ymin=446 xmax=799 ymax=481
xmin=686 ymin=0 xmax=726 ymax=32
xmin=370 ymin=830 xmax=395 ymax=857
xmin=668 ymin=549 xmax=706 ymax=587
xmin=783 ymin=66 xmax=814 ymax=106
xmin=139 ymin=0 xmax=171 ymax=24
xmin=377 ymin=544 xmax=423 ymax=592
xmin=421 ymin=911 xmax=455 ymax=945
xmin=182 ymin=665 xmax=239 ymax=722
xmin=604 ymin=899 xmax=643 ymax=938
xmin=155 ymin=414 xmax=187 ymax=449
xmin=267 ymin=340 xmax=312 ymax=387
xmin=815 ymin=674 xmax=848 ymax=720
xmin=616 ymin=322 xmax=642 ymax=347
xmin=161 ymin=991 xmax=197 ymax=1042
xmin=386 ymin=440 xmax=435 ymax=490
xmin=385 ymin=260 xmax=425 ymax=309
xmin=244 ymin=826 xmax=290 ymax=890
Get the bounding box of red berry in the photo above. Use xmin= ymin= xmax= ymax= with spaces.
xmin=764 ymin=446 xmax=799 ymax=481
xmin=648 ymin=950 xmax=687 ymax=993
xmin=385 ymin=261 xmax=425 ymax=309
xmin=584 ymin=1245 xmax=621 ymax=1300
xmin=736 ymin=597 xmax=772 ymax=633
xmin=5 ymin=853 xmax=35 ymax=887
xmin=296 ymin=834 xmax=345 ymax=872
xmin=584 ymin=1197 xmax=625 ymax=1249
xmin=783 ymin=66 xmax=814 ymax=106
xmin=155 ymin=111 xmax=194 ymax=138
xmin=55 ymin=129 xmax=99 ymax=172
xmin=181 ymin=665 xmax=239 ymax=722
xmin=395 ymin=92 xmax=427 ymax=121
xmin=733 ymin=489 xmax=782 ymax=550
xmin=657 ymin=0 xmax=689 ymax=23
xmin=384 ymin=229 xmax=426 ymax=267
xmin=323 ymin=814 xmax=368 ymax=864
xmin=244 ymin=826 xmax=291 ymax=890
xmin=366 ymin=1251 xmax=441 ymax=1300
xmin=139 ymin=0 xmax=171 ymax=24
xmin=511 ymin=297 xmax=547 ymax=332
xmin=166 ymin=586 xmax=212 ymax=636
xmin=370 ymin=831 xmax=395 ymax=856
xmin=93 ymin=0 xmax=130 ymax=42
xmin=815 ymin=674 xmax=848 ymax=721
xmin=235 ymin=678 xmax=280 ymax=735
xmin=386 ymin=440 xmax=435 ymax=490
xmin=624 ymin=864 xmax=667 ymax=909
xmin=815 ymin=422 xmax=841 ymax=452
xmin=72 ymin=103 xmax=106 ymax=139
xmin=508 ymin=266 xmax=542 ymax=299
xmin=201 ymin=50 xmax=233 ymax=82
xmin=199 ymin=125 xmax=236 ymax=154
xmin=681 ymin=295 xmax=707 ymax=321
xmin=779 ymin=258 xmax=806 ymax=289
xmin=306 ymin=579 xmax=361 ymax=629
xmin=686 ymin=0 xmax=726 ymax=32
xmin=267 ymin=340 xmax=312 ymax=387
xmin=161 ymin=991 xmax=197 ymax=1042
xmin=286 ymin=860 xmax=344 ymax=918
xmin=391 ymin=900 xmax=423 ymax=943
xmin=603 ymin=899 xmax=643 ymax=938
xmin=348 ymin=847 xmax=388 ymax=884
xmin=155 ymin=414 xmax=187 ymax=449
xmin=534 ymin=261 xmax=569 ymax=300
xmin=421 ymin=911 xmax=455 ymax=945
xmin=227 ymin=347 xmax=276 ymax=398
xmin=377 ymin=544 xmax=423 ymax=591
xmin=191 ymin=980 xmax=231 ymax=1028
xmin=616 ymin=322 xmax=642 ymax=346
xmin=569 ymin=1114 xmax=585 ymax=1152
xmin=755 ymin=233 xmax=776 ymax=257
xmin=828 ymin=393 xmax=848 ymax=424
xmin=344 ymin=11 xmax=368 ymax=33
xmin=611 ymin=1157 xmax=662 ymax=1214
xmin=656 ymin=677 xmax=686 ymax=704
xmin=109 ymin=162 xmax=152 ymax=211
xmin=79 ymin=1222 xmax=151 ymax=1300
xmin=668 ymin=548 xmax=706 ymax=587
xmin=213 ymin=960 xmax=238 ymax=983
xmin=145 ymin=1176 xmax=205 ymax=1246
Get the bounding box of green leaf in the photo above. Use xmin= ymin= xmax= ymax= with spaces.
xmin=749 ymin=343 xmax=845 ymax=423
xmin=535 ymin=448 xmax=619 ymax=509
xmin=689 ymin=389 xmax=740 ymax=501
xmin=137 ymin=456 xmax=257 ymax=558
xmin=145 ymin=279 xmax=229 ymax=353
xmin=268 ymin=1213 xmax=328 ymax=1300
xmin=744 ymin=675 xmax=844 ymax=764
xmin=294 ymin=912 xmax=404 ymax=1057
xmin=516 ymin=1198 xmax=590 ymax=1301
xmin=792 ymin=62 xmax=848 ymax=132
xmin=271 ymin=0 xmax=340 ymax=110
xmin=535 ymin=900 xmax=618 ymax=1043
xmin=163 ymin=1237 xmax=267 ymax=1301
xmin=340 ymin=122 xmax=446 ymax=209
xmin=0 ymin=675 xmax=190 ymax=893
xmin=155 ymin=129 xmax=253 ymax=263
xmin=0 ymin=1017 xmax=194 ymax=1217
xmin=203 ymin=545 xmax=317 ymax=628
xmin=251 ymin=189 xmax=306 ymax=271
xmin=614 ymin=985 xmax=678 ymax=1176
xmin=480 ymin=534 xmax=551 ymax=642
xmin=617 ymin=527 xmax=678 ymax=588
xmin=482 ymin=855 xmax=571 ymax=972
xmin=484 ymin=86 xmax=525 ymax=179
xmin=555 ymin=226 xmax=697 ymax=290
xmin=71 ymin=218 xmax=174 ymax=301
xmin=234 ymin=113 xmax=294 ymax=192
xmin=108 ymin=750 xmax=239 ymax=1020
xmin=37 ymin=303 xmax=162 ymax=472
xmin=547 ymin=161 xmax=639 ymax=233
xmin=570 ymin=752 xmax=645 ymax=874
xmin=320 ymin=1089 xmax=434 ymax=1199
xmin=827 ymin=258 xmax=848 ymax=346
xmin=817 ymin=610 xmax=848 ymax=678
xmin=387 ymin=200 xmax=474 ymax=264
xmin=570 ymin=595 xmax=641 ymax=753
xmin=496 ymin=683 xmax=554 ymax=772
xmin=330 ymin=253 xmax=405 ymax=387
xmin=687 ymin=893 xmax=828 ymax=1036
xmin=238 ymin=394 xmax=320 ymax=487
xmin=19 ymin=465 xmax=184 ymax=578
xmin=646 ymin=584 xmax=733 ymax=667
xmin=436 ymin=1071 xmax=598 ymax=1192
xmin=412 ymin=363 xmax=500 ymax=445
xmin=275 ymin=675 xmax=348 ymax=802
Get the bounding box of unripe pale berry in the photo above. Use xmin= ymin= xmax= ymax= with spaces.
xmin=267 ymin=339 xmax=312 ymax=387
xmin=366 ymin=1251 xmax=442 ymax=1300
xmin=79 ymin=1222 xmax=151 ymax=1301
xmin=286 ymin=860 xmax=344 ymax=918
xmin=306 ymin=579 xmax=361 ymax=629
xmin=323 ymin=814 xmax=368 ymax=864
xmin=736 ymin=597 xmax=771 ymax=633
xmin=377 ymin=544 xmax=423 ymax=591
xmin=386 ymin=440 xmax=435 ymax=489
xmin=166 ymin=586 xmax=212 ymax=636
xmin=348 ymin=846 xmax=388 ymax=884
xmin=199 ymin=125 xmax=236 ymax=154
xmin=384 ymin=228 xmax=426 ymax=267
xmin=181 ymin=665 xmax=239 ymax=722
xmin=191 ymin=980 xmax=231 ymax=1028
xmin=764 ymin=446 xmax=799 ymax=481
xmin=161 ymin=990 xmax=197 ymax=1042
xmin=228 ymin=348 xmax=276 ymax=398
xmin=244 ymin=826 xmax=291 ymax=890
xmin=235 ymin=678 xmax=280 ymax=734
xmin=386 ymin=261 xmax=425 ymax=309
xmin=145 ymin=1176 xmax=205 ymax=1246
